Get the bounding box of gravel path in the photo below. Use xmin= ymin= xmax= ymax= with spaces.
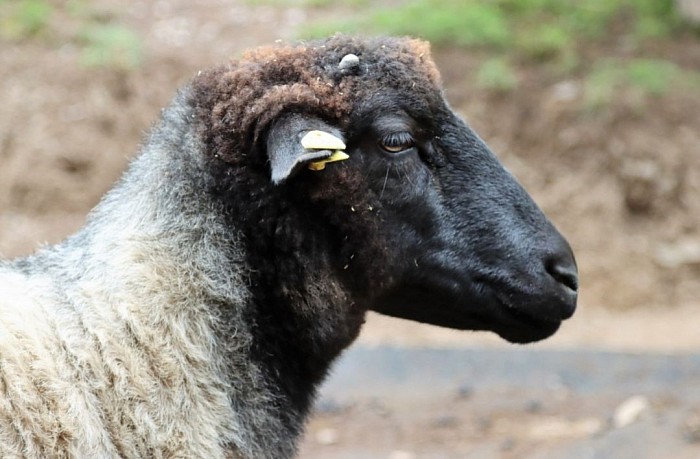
xmin=300 ymin=346 xmax=700 ymax=458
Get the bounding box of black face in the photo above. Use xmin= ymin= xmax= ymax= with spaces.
xmin=336 ymin=101 xmax=578 ymax=344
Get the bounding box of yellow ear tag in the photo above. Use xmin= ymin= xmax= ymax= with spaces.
xmin=301 ymin=130 xmax=346 ymax=151
xmin=308 ymin=150 xmax=350 ymax=171
xmin=301 ymin=130 xmax=349 ymax=171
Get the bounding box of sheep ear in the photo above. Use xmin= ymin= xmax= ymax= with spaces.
xmin=267 ymin=114 xmax=347 ymax=185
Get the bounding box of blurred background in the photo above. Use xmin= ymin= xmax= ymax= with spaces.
xmin=1 ymin=0 xmax=699 ymax=457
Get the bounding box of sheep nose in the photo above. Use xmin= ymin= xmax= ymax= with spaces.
xmin=543 ymin=242 xmax=578 ymax=320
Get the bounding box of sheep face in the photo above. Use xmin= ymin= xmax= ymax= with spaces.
xmin=194 ymin=36 xmax=577 ymax=346
xmin=351 ymin=104 xmax=577 ymax=344
xmin=264 ymin=101 xmax=576 ymax=345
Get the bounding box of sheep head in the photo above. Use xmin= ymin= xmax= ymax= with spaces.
xmin=191 ymin=35 xmax=577 ymax=345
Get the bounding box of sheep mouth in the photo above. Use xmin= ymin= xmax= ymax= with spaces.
xmin=489 ymin=292 xmax=562 ymax=344
xmin=371 ymin=274 xmax=562 ymax=344
xmin=465 ymin=277 xmax=563 ymax=343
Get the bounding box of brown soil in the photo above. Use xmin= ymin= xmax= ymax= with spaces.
xmin=1 ymin=1 xmax=699 ymax=457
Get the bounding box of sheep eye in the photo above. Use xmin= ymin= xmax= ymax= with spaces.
xmin=379 ymin=132 xmax=415 ymax=154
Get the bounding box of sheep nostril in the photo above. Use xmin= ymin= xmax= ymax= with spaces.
xmin=546 ymin=260 xmax=579 ymax=293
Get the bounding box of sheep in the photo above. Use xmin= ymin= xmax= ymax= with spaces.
xmin=0 ymin=35 xmax=578 ymax=458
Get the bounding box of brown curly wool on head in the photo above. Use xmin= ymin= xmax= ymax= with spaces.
xmin=190 ymin=35 xmax=442 ymax=168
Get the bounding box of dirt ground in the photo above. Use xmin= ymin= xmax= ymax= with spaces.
xmin=1 ymin=1 xmax=699 ymax=457
xmin=299 ymin=346 xmax=700 ymax=458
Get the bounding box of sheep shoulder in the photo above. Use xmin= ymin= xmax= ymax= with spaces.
xmin=0 ymin=253 xmax=240 ymax=457
xmin=0 ymin=198 xmax=255 ymax=458
xmin=0 ymin=266 xmax=112 ymax=457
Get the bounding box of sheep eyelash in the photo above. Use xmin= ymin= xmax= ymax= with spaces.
xmin=379 ymin=132 xmax=416 ymax=153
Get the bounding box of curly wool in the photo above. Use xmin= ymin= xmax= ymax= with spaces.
xmin=191 ymin=35 xmax=441 ymax=168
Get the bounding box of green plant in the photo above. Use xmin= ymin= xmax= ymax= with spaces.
xmin=627 ymin=59 xmax=682 ymax=94
xmin=584 ymin=58 xmax=697 ymax=110
xmin=245 ymin=0 xmax=368 ymax=6
xmin=0 ymin=0 xmax=53 ymax=39
xmin=584 ymin=62 xmax=620 ymax=110
xmin=80 ymin=24 xmax=143 ymax=71
xmin=0 ymin=0 xmax=144 ymax=71
xmin=302 ymin=0 xmax=686 ymax=59
xmin=476 ymin=57 xmax=519 ymax=92
xmin=630 ymin=0 xmax=680 ymax=39
xmin=301 ymin=1 xmax=511 ymax=47
xmin=518 ymin=24 xmax=572 ymax=61
xmin=374 ymin=2 xmax=510 ymax=47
